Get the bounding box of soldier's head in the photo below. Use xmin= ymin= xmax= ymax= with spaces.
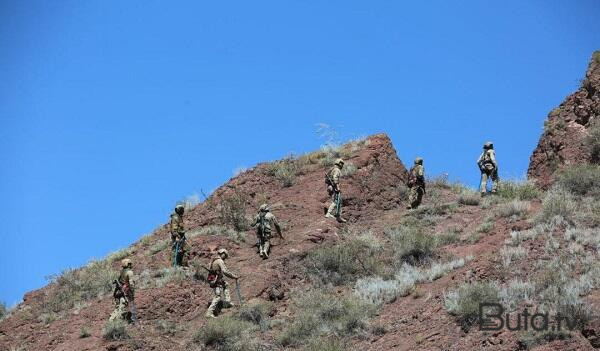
xmin=259 ymin=204 xmax=270 ymax=212
xmin=414 ymin=157 xmax=423 ymax=165
xmin=334 ymin=158 xmax=345 ymax=168
xmin=483 ymin=141 xmax=494 ymax=150
xmin=121 ymin=258 xmax=132 ymax=269
xmin=175 ymin=204 xmax=185 ymax=215
xmin=217 ymin=248 xmax=229 ymax=259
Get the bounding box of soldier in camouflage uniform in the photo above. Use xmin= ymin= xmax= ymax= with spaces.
xmin=205 ymin=248 xmax=240 ymax=318
xmin=169 ymin=204 xmax=188 ymax=266
xmin=251 ymin=204 xmax=283 ymax=259
xmin=407 ymin=157 xmax=426 ymax=209
xmin=110 ymin=258 xmax=136 ymax=323
xmin=477 ymin=141 xmax=499 ymax=196
xmin=325 ymin=158 xmax=347 ymax=223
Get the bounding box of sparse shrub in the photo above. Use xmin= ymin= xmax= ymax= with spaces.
xmin=536 ymin=186 xmax=577 ymax=224
xmin=0 ymin=301 xmax=7 ymax=319
xmin=305 ymin=338 xmax=345 ymax=351
xmin=103 ymin=319 xmax=129 ymax=340
xmin=497 ymin=179 xmax=540 ymax=200
xmin=340 ymin=162 xmax=357 ymax=177
xmin=464 ymin=232 xmax=483 ymax=244
xmin=556 ymin=165 xmax=600 ymax=197
xmin=305 ymin=235 xmax=383 ymax=285
xmin=518 ymin=329 xmax=570 ymax=350
xmin=425 ymin=256 xmax=472 ymax=281
xmin=193 ymin=316 xmax=254 ymax=350
xmin=496 ymin=200 xmax=530 ymax=219
xmin=106 ymin=248 xmax=134 ymax=263
xmin=237 ymin=302 xmax=272 ymax=330
xmin=139 ymin=267 xmax=191 ymax=289
xmin=435 ymin=228 xmax=461 ymax=246
xmin=79 ymin=326 xmax=91 ymax=338
xmin=585 ymin=121 xmax=600 ymax=163
xmin=457 ymin=191 xmax=481 ymax=206
xmin=265 ymin=156 xmax=299 ymax=187
xmin=476 ymin=221 xmax=494 ymax=234
xmin=500 ymin=245 xmax=527 ymax=267
xmin=277 ymin=289 xmax=375 ymax=347
xmin=499 ymin=279 xmax=535 ymax=312
xmin=43 ymin=259 xmax=117 ymax=313
xmin=188 ymin=225 xmax=246 ymax=243
xmin=386 ymin=226 xmax=436 ymax=265
xmin=219 ymin=190 xmax=250 ymax=231
xmin=38 ymin=312 xmax=57 ymax=324
xmin=444 ymin=281 xmax=500 ymax=330
xmin=506 ymin=225 xmax=546 ymax=246
xmin=156 ymin=319 xmax=177 ymax=336
xmin=576 ymin=198 xmax=600 ymax=228
xmin=148 ymin=239 xmax=169 ymax=255
xmin=564 ymin=227 xmax=600 ymax=250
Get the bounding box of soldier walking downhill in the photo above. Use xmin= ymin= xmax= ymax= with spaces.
xmin=477 ymin=141 xmax=499 ymax=196
xmin=110 ymin=258 xmax=136 ymax=323
xmin=251 ymin=204 xmax=283 ymax=259
xmin=325 ymin=158 xmax=347 ymax=223
xmin=205 ymin=248 xmax=240 ymax=318
xmin=169 ymin=204 xmax=188 ymax=266
xmin=407 ymin=157 xmax=426 ymax=209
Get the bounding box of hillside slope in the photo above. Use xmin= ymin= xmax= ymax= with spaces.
xmin=528 ymin=51 xmax=600 ymax=189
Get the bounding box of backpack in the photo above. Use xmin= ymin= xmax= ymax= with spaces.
xmin=206 ymin=258 xmax=219 ymax=287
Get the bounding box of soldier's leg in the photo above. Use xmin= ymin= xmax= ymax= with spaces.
xmin=205 ymin=287 xmax=222 ymax=318
xmin=480 ymin=172 xmax=489 ymax=194
xmin=408 ymin=186 xmax=416 ymax=209
xmin=491 ymin=169 xmax=499 ymax=193
xmin=326 ymin=198 xmax=337 ymax=218
xmin=414 ymin=187 xmax=424 ymax=208
xmin=263 ymin=239 xmax=270 ymax=258
xmin=223 ymin=285 xmax=234 ymax=308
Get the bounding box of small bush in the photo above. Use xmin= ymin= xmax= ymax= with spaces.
xmin=444 ymin=281 xmax=500 ymax=330
xmin=500 ymin=246 xmax=527 ymax=267
xmin=386 ymin=226 xmax=436 ymax=265
xmin=43 ymin=259 xmax=117 ymax=313
xmin=277 ymin=289 xmax=375 ymax=347
xmin=0 ymin=301 xmax=7 ymax=319
xmin=148 ymin=239 xmax=169 ymax=255
xmin=457 ymin=191 xmax=481 ymax=206
xmin=496 ymin=200 xmax=530 ymax=219
xmin=79 ymin=326 xmax=91 ymax=338
xmin=265 ymin=157 xmax=299 ymax=187
xmin=219 ymin=190 xmax=250 ymax=231
xmin=193 ymin=316 xmax=254 ymax=350
xmin=103 ymin=319 xmax=129 ymax=340
xmin=435 ymin=229 xmax=461 ymax=246
xmin=497 ymin=179 xmax=540 ymax=200
xmin=518 ymin=329 xmax=570 ymax=349
xmin=237 ymin=302 xmax=272 ymax=329
xmin=536 ymin=186 xmax=577 ymax=224
xmin=499 ymin=279 xmax=535 ymax=312
xmin=585 ymin=122 xmax=600 ymax=163
xmin=464 ymin=232 xmax=483 ymax=244
xmin=106 ymin=248 xmax=134 ymax=262
xmin=340 ymin=162 xmax=357 ymax=177
xmin=305 ymin=338 xmax=345 ymax=351
xmin=139 ymin=267 xmax=191 ymax=289
xmin=305 ymin=235 xmax=383 ymax=285
xmin=556 ymin=165 xmax=600 ymax=197
xmin=476 ymin=221 xmax=494 ymax=234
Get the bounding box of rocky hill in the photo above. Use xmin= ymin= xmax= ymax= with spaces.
xmin=3 ymin=54 xmax=600 ymax=350
xmin=528 ymin=51 xmax=600 ymax=189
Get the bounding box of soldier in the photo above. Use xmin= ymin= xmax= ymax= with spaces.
xmin=251 ymin=204 xmax=283 ymax=259
xmin=477 ymin=141 xmax=499 ymax=196
xmin=169 ymin=204 xmax=188 ymax=266
xmin=407 ymin=157 xmax=426 ymax=209
xmin=205 ymin=248 xmax=240 ymax=318
xmin=325 ymin=158 xmax=347 ymax=223
xmin=110 ymin=258 xmax=136 ymax=323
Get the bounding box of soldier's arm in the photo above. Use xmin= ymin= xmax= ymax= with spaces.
xmin=250 ymin=215 xmax=258 ymax=227
xmin=489 ymin=151 xmax=498 ymax=168
xmin=218 ymin=260 xmax=239 ymax=280
xmin=417 ymin=166 xmax=424 ymax=180
xmin=272 ymin=216 xmax=283 ymax=238
xmin=332 ymin=169 xmax=341 ymax=190
xmin=127 ymin=271 xmax=136 ymax=289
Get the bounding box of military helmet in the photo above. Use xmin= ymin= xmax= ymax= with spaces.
xmin=259 ymin=204 xmax=270 ymax=212
xmin=334 ymin=158 xmax=344 ymax=166
xmin=483 ymin=141 xmax=493 ymax=149
xmin=414 ymin=157 xmax=423 ymax=165
xmin=175 ymin=204 xmax=185 ymax=215
xmin=121 ymin=258 xmax=132 ymax=268
xmin=217 ymin=248 xmax=229 ymax=258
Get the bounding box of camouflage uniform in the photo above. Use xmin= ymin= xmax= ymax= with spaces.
xmin=407 ymin=158 xmax=425 ymax=209
xmin=325 ymin=159 xmax=346 ymax=222
xmin=206 ymin=249 xmax=239 ymax=318
xmin=110 ymin=259 xmax=136 ymax=323
xmin=477 ymin=142 xmax=499 ymax=195
xmin=169 ymin=205 xmax=188 ymax=266
xmin=251 ymin=204 xmax=283 ymax=259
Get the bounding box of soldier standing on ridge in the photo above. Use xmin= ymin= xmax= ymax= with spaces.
xmin=205 ymin=248 xmax=240 ymax=318
xmin=251 ymin=204 xmax=283 ymax=259
xmin=169 ymin=204 xmax=188 ymax=266
xmin=407 ymin=157 xmax=426 ymax=209
xmin=477 ymin=141 xmax=499 ymax=196
xmin=110 ymin=258 xmax=136 ymax=323
xmin=325 ymin=158 xmax=347 ymax=223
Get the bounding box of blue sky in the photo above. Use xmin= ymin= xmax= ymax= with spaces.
xmin=1 ymin=1 xmax=599 ymax=306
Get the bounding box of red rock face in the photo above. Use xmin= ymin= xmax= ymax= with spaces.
xmin=528 ymin=51 xmax=600 ymax=189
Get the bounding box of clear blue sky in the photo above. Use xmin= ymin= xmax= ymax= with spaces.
xmin=1 ymin=1 xmax=598 ymax=306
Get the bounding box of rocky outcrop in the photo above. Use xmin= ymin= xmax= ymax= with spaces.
xmin=528 ymin=51 xmax=600 ymax=189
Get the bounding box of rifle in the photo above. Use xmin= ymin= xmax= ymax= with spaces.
xmin=335 ymin=191 xmax=342 ymax=217
xmin=113 ymin=280 xmax=136 ymax=323
xmin=325 ymin=172 xmax=339 ymax=193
